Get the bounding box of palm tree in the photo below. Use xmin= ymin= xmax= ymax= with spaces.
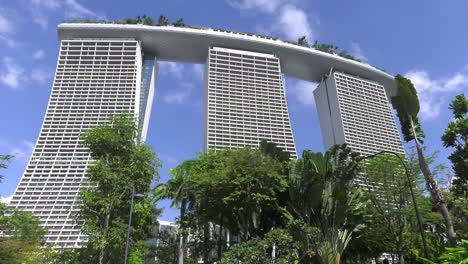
xmin=392 ymin=75 xmax=456 ymax=245
xmin=285 ymin=144 xmax=367 ymax=263
xmin=153 ymin=160 xmax=194 ymax=264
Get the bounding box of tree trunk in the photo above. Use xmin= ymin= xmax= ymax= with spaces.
xmin=217 ymin=213 xmax=224 ymax=260
xmin=100 ymin=207 xmax=112 ymax=264
xmin=414 ymin=141 xmax=457 ymax=245
xmin=178 ymin=200 xmax=186 ymax=264
xmin=203 ymin=219 xmax=210 ymax=263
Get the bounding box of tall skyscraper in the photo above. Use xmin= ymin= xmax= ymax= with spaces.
xmin=204 ymin=47 xmax=297 ymax=158
xmin=9 ymin=39 xmax=157 ymax=247
xmin=314 ymin=71 xmax=405 ymax=157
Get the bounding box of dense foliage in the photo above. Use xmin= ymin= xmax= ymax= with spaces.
xmin=442 ymin=94 xmax=468 ymax=197
xmin=78 ymin=115 xmax=161 ymax=263
xmin=1 ymin=91 xmax=467 ymax=263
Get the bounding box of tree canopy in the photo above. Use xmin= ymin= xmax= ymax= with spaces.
xmin=79 ymin=114 xmax=161 ymax=263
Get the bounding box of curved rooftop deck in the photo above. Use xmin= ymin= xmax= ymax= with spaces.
xmin=58 ymin=23 xmax=397 ymax=96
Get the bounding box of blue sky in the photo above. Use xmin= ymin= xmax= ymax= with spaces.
xmin=0 ymin=0 xmax=467 ymax=221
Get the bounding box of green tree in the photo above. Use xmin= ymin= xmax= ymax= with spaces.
xmin=166 ymin=147 xmax=287 ymax=262
xmin=0 ymin=209 xmax=47 ymax=264
xmin=149 ymin=225 xmax=179 ymax=263
xmin=0 ymin=155 xmax=47 ymax=264
xmin=153 ymin=160 xmax=194 ymax=264
xmin=441 ymin=94 xmax=468 ymax=197
xmin=172 ymin=18 xmax=186 ymax=27
xmin=298 ymin=36 xmax=309 ymax=47
xmin=362 ymin=154 xmax=415 ymax=264
xmin=219 ymin=229 xmax=300 ymax=263
xmin=392 ymin=75 xmax=456 ymax=245
xmin=141 ymin=15 xmax=155 ymax=26
xmin=157 ymin=15 xmax=169 ymax=26
xmin=0 ymin=154 xmax=13 ymax=182
xmin=79 ymin=115 xmax=161 ymax=264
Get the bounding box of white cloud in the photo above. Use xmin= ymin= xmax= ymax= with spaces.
xmin=228 ymin=1 xmax=315 ymax=42
xmin=405 ymin=67 xmax=468 ymax=120
xmin=33 ymin=49 xmax=46 ymax=60
xmin=158 ymin=62 xmax=204 ymax=104
xmin=0 ymin=14 xmax=12 ymax=34
xmin=0 ymin=195 xmax=12 ymax=204
xmin=159 ymin=153 xmax=180 ymax=167
xmin=10 ymin=140 xmax=34 ymax=160
xmin=288 ymin=79 xmax=317 ymax=106
xmin=30 ymin=0 xmax=102 ymax=29
xmin=159 ymin=62 xmax=185 ymax=80
xmin=350 ymin=42 xmax=368 ymax=62
xmin=275 ymin=4 xmax=313 ymax=41
xmin=192 ymin=64 xmax=205 ymax=81
xmin=227 ymin=0 xmax=285 ymax=13
xmin=31 ymin=68 xmax=52 ymax=83
xmin=162 ymin=89 xmax=191 ymax=104
xmin=0 ymin=57 xmax=25 ymax=89
xmin=0 ymin=12 xmax=17 ymax=48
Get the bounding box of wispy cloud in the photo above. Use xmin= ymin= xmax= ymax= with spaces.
xmin=9 ymin=140 xmax=35 ymax=161
xmin=192 ymin=64 xmax=205 ymax=81
xmin=227 ymin=0 xmax=285 ymax=14
xmin=405 ymin=66 xmax=468 ymax=120
xmin=31 ymin=68 xmax=52 ymax=83
xmin=288 ymin=79 xmax=317 ymax=106
xmin=159 ymin=62 xmax=185 ymax=80
xmin=350 ymin=42 xmax=368 ymax=62
xmin=1 ymin=56 xmax=53 ymax=90
xmin=30 ymin=0 xmax=103 ymax=29
xmin=275 ymin=4 xmax=313 ymax=41
xmin=159 ymin=62 xmax=204 ymax=104
xmin=228 ymin=0 xmax=315 ymax=41
xmin=0 ymin=12 xmax=17 ymax=47
xmin=0 ymin=13 xmax=12 ymax=34
xmin=0 ymin=140 xmax=35 ymax=161
xmin=158 ymin=153 xmax=180 ymax=167
xmin=33 ymin=49 xmax=46 ymax=60
xmin=0 ymin=57 xmax=25 ymax=89
xmin=162 ymin=86 xmax=192 ymax=104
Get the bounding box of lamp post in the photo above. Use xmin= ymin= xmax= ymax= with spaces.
xmin=361 ymin=150 xmax=430 ymax=259
xmin=124 ymin=186 xmax=145 ymax=264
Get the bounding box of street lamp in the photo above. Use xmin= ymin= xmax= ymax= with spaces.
xmin=124 ymin=186 xmax=145 ymax=264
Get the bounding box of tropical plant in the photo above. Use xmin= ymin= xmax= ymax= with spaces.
xmin=415 ymin=239 xmax=468 ymax=264
xmin=0 ymin=154 xmax=13 ymax=182
xmin=219 ymin=228 xmax=300 ymax=264
xmin=157 ymin=15 xmax=170 ymax=26
xmin=153 ymin=160 xmax=194 ymax=264
xmin=441 ymin=94 xmax=468 ymax=197
xmin=173 ymin=18 xmax=185 ymax=27
xmin=79 ymin=114 xmax=161 ymax=263
xmin=298 ymin=36 xmax=309 ymax=47
xmin=284 ymin=144 xmax=368 ymax=263
xmin=392 ymin=75 xmax=456 ymax=245
xmin=311 ymin=41 xmax=362 ymax=62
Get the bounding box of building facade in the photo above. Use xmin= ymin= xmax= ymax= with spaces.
xmin=204 ymin=47 xmax=297 ymax=158
xmin=9 ymin=39 xmax=156 ymax=247
xmin=314 ymin=71 xmax=405 ymax=186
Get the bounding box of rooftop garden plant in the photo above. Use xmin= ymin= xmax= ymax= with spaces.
xmin=66 ymin=15 xmax=372 ymax=65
